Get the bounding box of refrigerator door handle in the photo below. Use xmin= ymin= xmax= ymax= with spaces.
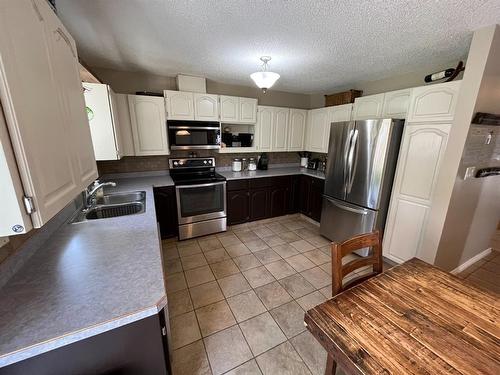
xmin=346 ymin=129 xmax=359 ymax=194
xmin=324 ymin=195 xmax=369 ymax=215
xmin=343 ymin=129 xmax=355 ymax=196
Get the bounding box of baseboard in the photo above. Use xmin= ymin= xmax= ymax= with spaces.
xmin=450 ymin=248 xmax=492 ymax=275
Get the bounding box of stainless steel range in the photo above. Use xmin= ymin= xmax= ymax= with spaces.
xmin=169 ymin=157 xmax=227 ymax=240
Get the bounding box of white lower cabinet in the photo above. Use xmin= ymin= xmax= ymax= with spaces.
xmin=287 ymin=109 xmax=307 ymax=151
xmin=0 ymin=0 xmax=97 ymax=235
xmin=128 ymin=95 xmax=169 ymax=156
xmin=305 ymin=107 xmax=330 ymax=153
xmin=383 ymin=124 xmax=451 ymax=263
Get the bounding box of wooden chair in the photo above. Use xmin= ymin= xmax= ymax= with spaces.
xmin=326 ymin=230 xmax=383 ymax=375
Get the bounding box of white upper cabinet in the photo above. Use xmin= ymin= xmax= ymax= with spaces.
xmin=194 ymin=93 xmax=219 ymax=121
xmin=128 ymin=95 xmax=169 ymax=156
xmin=330 ymin=103 xmax=353 ymax=122
xmin=288 ymin=109 xmax=307 ymax=151
xmin=352 ymin=93 xmax=385 ymax=120
xmin=407 ymin=81 xmax=461 ymax=123
xmin=220 ymin=95 xmax=239 ymax=122
xmin=0 ymin=0 xmax=97 ymax=232
xmin=381 ymin=89 xmax=411 ymax=118
xmin=256 ymin=106 xmax=274 ymax=151
xmin=164 ymin=90 xmax=194 ymax=120
xmin=83 ymin=83 xmax=123 ymax=160
xmin=305 ymin=108 xmax=330 ymax=153
xmin=220 ymin=96 xmax=257 ymax=124
xmin=272 ymin=107 xmax=290 ymax=151
xmin=239 ymin=97 xmax=258 ymax=123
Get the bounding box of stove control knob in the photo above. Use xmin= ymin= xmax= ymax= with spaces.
xmin=207 ymin=160 xmax=212 ymax=164
xmin=173 ymin=161 xmax=178 ymax=166
xmin=203 ymin=160 xmax=208 ymax=164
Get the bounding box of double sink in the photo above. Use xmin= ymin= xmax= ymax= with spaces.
xmin=72 ymin=191 xmax=146 ymax=223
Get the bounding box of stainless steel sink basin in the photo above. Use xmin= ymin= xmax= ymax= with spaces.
xmin=71 ymin=191 xmax=146 ymax=223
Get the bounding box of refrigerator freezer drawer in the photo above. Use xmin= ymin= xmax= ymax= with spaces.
xmin=320 ymin=195 xmax=377 ymax=246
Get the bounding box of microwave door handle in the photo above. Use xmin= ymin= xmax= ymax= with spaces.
xmin=347 ymin=129 xmax=359 ymax=194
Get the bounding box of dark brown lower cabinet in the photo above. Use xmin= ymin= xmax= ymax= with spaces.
xmin=154 ymin=186 xmax=178 ymax=239
xmin=2 ymin=310 xmax=171 ymax=375
xmin=227 ymin=175 xmax=323 ymax=225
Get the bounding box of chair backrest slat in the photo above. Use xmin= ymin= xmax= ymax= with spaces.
xmin=331 ymin=231 xmax=383 ymax=296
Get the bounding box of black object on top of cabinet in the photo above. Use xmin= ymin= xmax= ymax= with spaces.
xmin=154 ymin=186 xmax=178 ymax=239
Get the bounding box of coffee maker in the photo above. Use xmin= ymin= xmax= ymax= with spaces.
xmin=257 ymin=153 xmax=269 ymax=170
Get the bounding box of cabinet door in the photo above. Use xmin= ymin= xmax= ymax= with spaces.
xmin=382 ymin=89 xmax=411 ymax=118
xmin=0 ymin=0 xmax=92 ymax=227
xmin=154 ymin=186 xmax=178 ymax=239
xmin=256 ymin=106 xmax=273 ymax=151
xmin=352 ymin=93 xmax=385 ymax=120
xmin=220 ymin=95 xmax=239 ymax=123
xmin=269 ymin=186 xmax=289 ymax=217
xmin=287 ymin=109 xmax=307 ymax=151
xmin=128 ymin=95 xmax=169 ymax=156
xmin=383 ymin=124 xmax=451 ymax=263
xmin=272 ymin=107 xmax=290 ymax=151
xmin=194 ymin=93 xmax=219 ymax=121
xmin=309 ymin=177 xmax=325 ymax=222
xmin=227 ymin=190 xmax=250 ymax=225
xmin=407 ymin=81 xmax=461 ymax=123
xmin=298 ymin=175 xmax=311 ymax=215
xmin=330 ymin=104 xmax=352 ymax=122
xmin=249 ymin=189 xmax=269 ymax=220
xmin=306 ymin=108 xmax=329 ymax=153
xmin=83 ymin=83 xmax=119 ymax=160
xmin=164 ymin=90 xmax=194 ymax=120
xmin=239 ymin=98 xmax=258 ymax=123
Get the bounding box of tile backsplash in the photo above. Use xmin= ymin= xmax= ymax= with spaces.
xmin=97 ymin=151 xmax=303 ymax=175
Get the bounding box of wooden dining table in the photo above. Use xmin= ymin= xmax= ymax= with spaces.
xmin=304 ymin=258 xmax=500 ymax=375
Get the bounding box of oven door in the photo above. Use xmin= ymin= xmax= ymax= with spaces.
xmin=168 ymin=125 xmax=221 ymax=150
xmin=176 ymin=181 xmax=226 ymax=224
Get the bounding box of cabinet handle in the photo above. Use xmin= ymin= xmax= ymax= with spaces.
xmin=54 ymin=27 xmax=76 ymax=58
xmin=30 ymin=0 xmax=44 ymax=21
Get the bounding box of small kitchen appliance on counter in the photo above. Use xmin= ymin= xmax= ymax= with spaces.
xmin=257 ymin=153 xmax=269 ymax=170
xmin=307 ymin=158 xmax=320 ymax=170
xmin=169 ymin=157 xmax=227 ymax=240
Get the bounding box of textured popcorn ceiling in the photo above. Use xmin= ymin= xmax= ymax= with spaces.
xmin=56 ymin=0 xmax=500 ymax=93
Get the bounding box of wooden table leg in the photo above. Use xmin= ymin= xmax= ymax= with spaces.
xmin=325 ymin=354 xmax=337 ymax=375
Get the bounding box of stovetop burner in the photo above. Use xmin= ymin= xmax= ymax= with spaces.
xmin=169 ymin=157 xmax=226 ymax=186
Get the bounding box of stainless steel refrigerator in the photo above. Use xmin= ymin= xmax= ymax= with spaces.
xmin=320 ymin=119 xmax=404 ymax=253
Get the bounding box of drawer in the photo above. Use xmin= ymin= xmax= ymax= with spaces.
xmin=227 ymin=179 xmax=249 ymax=191
xmin=249 ymin=177 xmax=272 ymax=189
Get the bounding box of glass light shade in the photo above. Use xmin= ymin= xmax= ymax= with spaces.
xmin=250 ymin=71 xmax=280 ymax=89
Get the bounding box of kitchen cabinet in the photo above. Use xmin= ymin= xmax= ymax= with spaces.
xmin=83 ymin=83 xmax=123 ymax=160
xmin=383 ymin=124 xmax=451 ymax=263
xmin=269 ymin=178 xmax=290 ymax=217
xmin=128 ymin=95 xmax=169 ymax=156
xmin=288 ymin=109 xmax=307 ymax=151
xmin=227 ymin=190 xmax=250 ymax=225
xmin=114 ymin=94 xmax=136 ymax=156
xmin=298 ymin=175 xmax=324 ymax=221
xmin=305 ymin=107 xmax=330 ymax=153
xmin=272 ymin=107 xmax=290 ymax=151
xmin=330 ymin=103 xmax=353 ymax=122
xmin=249 ymin=189 xmax=270 ymax=221
xmin=352 ymin=93 xmax=385 ymax=120
xmin=407 ymin=81 xmax=461 ymax=123
xmin=154 ymin=186 xmax=178 ymax=239
xmin=0 ymin=0 xmax=97 ymax=234
xmin=220 ymin=96 xmax=258 ymax=124
xmin=194 ymin=93 xmax=219 ymax=121
xmin=164 ymin=90 xmax=194 ymax=120
xmin=256 ymin=106 xmax=274 ymax=151
xmin=381 ymin=89 xmax=411 ymax=118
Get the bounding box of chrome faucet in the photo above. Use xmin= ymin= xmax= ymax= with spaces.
xmin=84 ymin=180 xmax=116 ymax=208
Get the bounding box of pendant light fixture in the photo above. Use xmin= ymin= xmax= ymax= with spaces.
xmin=250 ymin=56 xmax=280 ymax=93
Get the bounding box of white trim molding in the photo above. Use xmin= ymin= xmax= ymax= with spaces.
xmin=450 ymin=248 xmax=492 ymax=275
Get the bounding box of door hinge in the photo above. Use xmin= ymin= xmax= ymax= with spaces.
xmin=23 ymin=196 xmax=36 ymax=215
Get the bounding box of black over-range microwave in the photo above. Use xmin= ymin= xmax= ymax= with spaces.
xmin=167 ymin=120 xmax=221 ymax=150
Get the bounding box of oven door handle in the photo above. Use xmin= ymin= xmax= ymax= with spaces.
xmin=169 ymin=126 xmax=220 ymax=130
xmin=176 ymin=181 xmax=226 ymax=189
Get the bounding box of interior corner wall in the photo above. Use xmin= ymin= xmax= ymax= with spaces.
xmin=423 ymin=25 xmax=500 ymax=270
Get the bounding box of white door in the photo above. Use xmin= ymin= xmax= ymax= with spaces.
xmin=83 ymin=83 xmax=119 ymax=160
xmin=194 ymin=93 xmax=219 ymax=121
xmin=306 ymin=108 xmax=329 ymax=153
xmin=288 ymin=109 xmax=307 ymax=151
xmin=239 ymin=97 xmax=258 ymax=123
xmin=220 ymin=95 xmax=239 ymax=123
xmin=352 ymin=93 xmax=385 ymax=120
xmin=382 ymin=89 xmax=411 ymax=118
xmin=330 ymin=104 xmax=352 ymax=122
xmin=164 ymin=90 xmax=194 ymax=120
xmin=272 ymin=108 xmax=290 ymax=151
xmin=0 ymin=0 xmax=93 ymax=227
xmin=257 ymin=106 xmax=273 ymax=151
xmin=383 ymin=124 xmax=451 ymax=263
xmin=128 ymin=95 xmax=169 ymax=156
xmin=407 ymin=81 xmax=461 ymax=123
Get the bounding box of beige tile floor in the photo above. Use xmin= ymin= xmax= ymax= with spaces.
xmin=457 ymin=249 xmax=500 ymax=294
xmin=162 ymin=215 xmax=392 ymax=375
